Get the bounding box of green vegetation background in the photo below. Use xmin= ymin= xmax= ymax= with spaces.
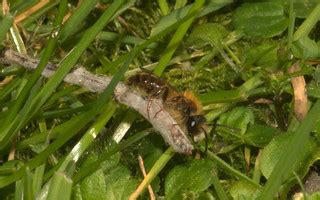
xmin=1 ymin=0 xmax=320 ymax=199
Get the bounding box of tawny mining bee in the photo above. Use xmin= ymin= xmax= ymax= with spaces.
xmin=126 ymin=70 xmax=208 ymax=151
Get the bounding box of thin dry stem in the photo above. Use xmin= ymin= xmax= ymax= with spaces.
xmin=2 ymin=0 xmax=9 ymax=15
xmin=138 ymin=155 xmax=155 ymax=200
xmin=14 ymin=0 xmax=50 ymax=24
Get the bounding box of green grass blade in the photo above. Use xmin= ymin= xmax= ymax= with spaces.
xmin=15 ymin=180 xmax=23 ymax=200
xmin=59 ymin=0 xmax=99 ymax=42
xmin=46 ymin=172 xmax=72 ymax=200
xmin=212 ymin=173 xmax=229 ymax=200
xmin=32 ymin=164 xmax=45 ymax=197
xmin=0 ymin=78 xmax=21 ymax=102
xmin=293 ymin=4 xmax=320 ymax=41
xmin=23 ymin=167 xmax=34 ymax=200
xmin=10 ymin=1 xmax=38 ymax=13
xmin=157 ymin=0 xmax=170 ymax=15
xmin=154 ymin=0 xmax=205 ymax=76
xmin=0 ymin=14 xmax=13 ymax=48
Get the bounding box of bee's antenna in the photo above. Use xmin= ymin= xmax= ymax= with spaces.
xmin=207 ymin=123 xmax=241 ymax=132
xmin=200 ymin=127 xmax=208 ymax=153
xmin=139 ymin=66 xmax=152 ymax=73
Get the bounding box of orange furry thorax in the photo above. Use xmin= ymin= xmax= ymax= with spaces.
xmin=182 ymin=91 xmax=203 ymax=114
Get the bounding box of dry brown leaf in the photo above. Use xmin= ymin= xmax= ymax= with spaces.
xmin=288 ymin=62 xmax=308 ymax=121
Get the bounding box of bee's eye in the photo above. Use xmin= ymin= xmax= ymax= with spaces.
xmin=190 ymin=120 xmax=196 ymax=128
xmin=187 ymin=117 xmax=198 ymax=134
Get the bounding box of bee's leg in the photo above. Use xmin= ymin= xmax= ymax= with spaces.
xmin=139 ymin=66 xmax=152 ymax=74
xmin=169 ymin=120 xmax=188 ymax=138
xmin=153 ymin=108 xmax=163 ymax=118
xmin=169 ymin=123 xmax=180 ymax=136
xmin=146 ymin=96 xmax=154 ymax=119
xmin=147 ymin=89 xmax=164 ymax=119
xmin=204 ymin=131 xmax=208 ymax=153
xmin=151 ymin=87 xmax=169 ymax=119
xmin=200 ymin=127 xmax=208 ymax=153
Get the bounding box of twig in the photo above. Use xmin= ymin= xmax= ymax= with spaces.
xmin=138 ymin=155 xmax=155 ymax=200
xmin=0 ymin=49 xmax=194 ymax=154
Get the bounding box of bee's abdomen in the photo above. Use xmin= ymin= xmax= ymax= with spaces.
xmin=126 ymin=72 xmax=169 ymax=100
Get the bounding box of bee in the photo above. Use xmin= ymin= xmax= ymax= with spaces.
xmin=126 ymin=70 xmax=208 ymax=151
xmin=165 ymin=91 xmax=208 ymax=143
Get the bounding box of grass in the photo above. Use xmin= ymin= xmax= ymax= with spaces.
xmin=1 ymin=0 xmax=320 ymax=199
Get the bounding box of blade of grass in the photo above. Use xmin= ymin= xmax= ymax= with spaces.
xmin=15 ymin=180 xmax=23 ymax=200
xmin=32 ymin=164 xmax=45 ymax=197
xmin=59 ymin=0 xmax=99 ymax=42
xmin=293 ymin=3 xmax=320 ymax=41
xmin=0 ymin=78 xmax=21 ymax=102
xmin=44 ymin=85 xmax=79 ymax=107
xmin=0 ymin=14 xmax=13 ymax=49
xmin=157 ymin=0 xmax=170 ymax=15
xmin=9 ymin=22 xmax=27 ymax=54
xmin=287 ymin=0 xmax=295 ymax=50
xmin=35 ymin=104 xmax=93 ymax=119
xmin=46 ymin=172 xmax=72 ymax=200
xmin=10 ymin=1 xmax=39 ymax=13
xmin=0 ymin=65 xmax=25 ymax=76
xmin=154 ymin=0 xmax=205 ymax=76
xmin=23 ymin=167 xmax=34 ymax=200
xmin=97 ymin=31 xmax=158 ymax=48
xmin=199 ymin=75 xmax=263 ymax=104
xmin=212 ymin=172 xmax=229 ymax=200
xmin=175 ymin=0 xmax=187 ymax=9
xmin=259 ymin=100 xmax=320 ymax=199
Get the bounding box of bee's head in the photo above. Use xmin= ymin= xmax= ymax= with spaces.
xmin=186 ymin=115 xmax=206 ymax=135
xmin=186 ymin=115 xmax=208 ymax=152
